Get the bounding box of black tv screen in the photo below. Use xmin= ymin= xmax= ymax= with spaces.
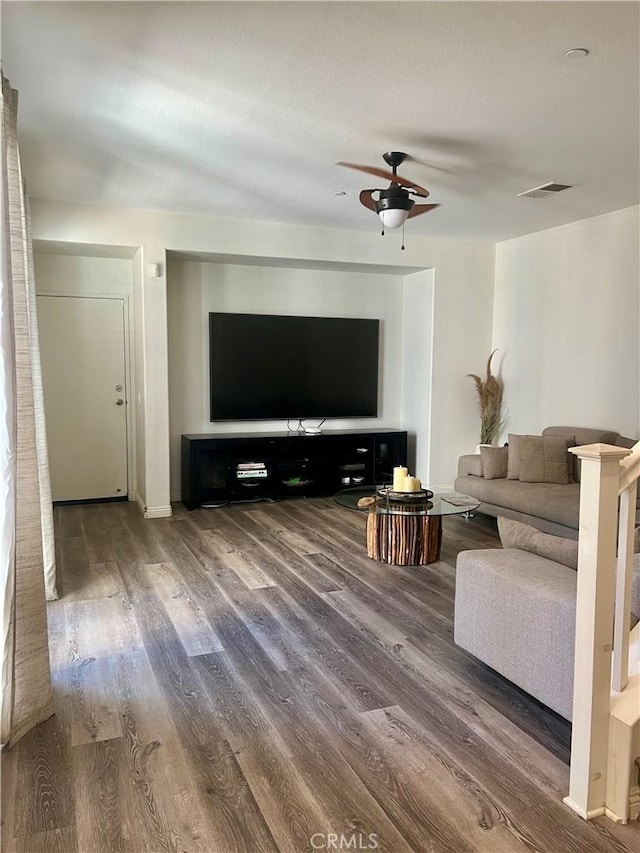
xmin=209 ymin=312 xmax=379 ymax=421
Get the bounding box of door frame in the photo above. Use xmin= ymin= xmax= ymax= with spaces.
xmin=37 ymin=292 xmax=137 ymax=501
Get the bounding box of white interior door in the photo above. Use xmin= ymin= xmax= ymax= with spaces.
xmin=37 ymin=295 xmax=128 ymax=501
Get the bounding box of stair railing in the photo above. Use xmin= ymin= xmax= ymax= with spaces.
xmin=613 ymin=442 xmax=640 ymax=692
xmin=564 ymin=441 xmax=640 ymax=823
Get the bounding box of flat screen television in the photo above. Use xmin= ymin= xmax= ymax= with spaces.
xmin=209 ymin=312 xmax=379 ymax=421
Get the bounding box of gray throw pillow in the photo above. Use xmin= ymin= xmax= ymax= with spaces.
xmin=506 ymin=434 xmax=537 ymax=479
xmin=498 ymin=517 xmax=578 ymax=570
xmin=480 ymin=446 xmax=508 ymax=480
xmin=518 ymin=435 xmax=573 ymax=484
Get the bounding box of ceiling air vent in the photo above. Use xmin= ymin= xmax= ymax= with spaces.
xmin=517 ymin=182 xmax=573 ymax=199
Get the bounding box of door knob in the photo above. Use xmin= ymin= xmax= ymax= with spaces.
xmin=115 ymin=398 xmax=124 ymax=406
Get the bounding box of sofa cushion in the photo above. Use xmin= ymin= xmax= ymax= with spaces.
xmin=455 ymin=548 xmax=577 ymax=719
xmin=456 ymin=476 xmax=581 ymax=529
xmin=507 ymin=434 xmax=538 ymax=480
xmin=480 ymin=446 xmax=508 ymax=480
xmin=543 ymin=426 xmax=619 ymax=482
xmin=518 ymin=435 xmax=573 ymax=485
xmin=498 ymin=517 xmax=578 ymax=569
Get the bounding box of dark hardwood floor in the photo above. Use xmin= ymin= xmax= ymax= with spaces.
xmin=2 ymin=498 xmax=639 ymax=852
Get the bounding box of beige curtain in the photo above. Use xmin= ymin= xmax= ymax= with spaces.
xmin=1 ymin=73 xmax=54 ymax=748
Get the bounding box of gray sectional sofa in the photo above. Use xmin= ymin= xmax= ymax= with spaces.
xmin=454 ymin=425 xmax=638 ymax=539
xmin=453 ymin=425 xmax=640 ymax=719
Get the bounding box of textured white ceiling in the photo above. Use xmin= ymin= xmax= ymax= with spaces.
xmin=3 ymin=1 xmax=639 ymax=240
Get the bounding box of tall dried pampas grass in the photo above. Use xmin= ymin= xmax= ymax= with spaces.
xmin=467 ymin=350 xmax=504 ymax=444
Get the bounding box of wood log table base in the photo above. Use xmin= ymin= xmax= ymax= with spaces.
xmin=366 ymin=511 xmax=442 ymax=565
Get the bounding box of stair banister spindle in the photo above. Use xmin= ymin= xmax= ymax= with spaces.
xmin=612 ymin=479 xmax=638 ymax=692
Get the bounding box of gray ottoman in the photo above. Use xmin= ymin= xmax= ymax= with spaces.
xmin=454 ymin=548 xmax=577 ymax=720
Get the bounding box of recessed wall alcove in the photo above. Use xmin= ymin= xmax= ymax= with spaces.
xmin=166 ymin=251 xmax=434 ymax=502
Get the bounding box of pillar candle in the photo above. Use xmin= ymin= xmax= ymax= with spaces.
xmin=392 ymin=466 xmax=408 ymax=491
xmin=403 ymin=476 xmax=421 ymax=492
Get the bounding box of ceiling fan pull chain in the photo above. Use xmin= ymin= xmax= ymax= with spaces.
xmin=401 ymin=222 xmax=405 ymax=251
xmin=381 ymin=224 xmax=385 ymax=236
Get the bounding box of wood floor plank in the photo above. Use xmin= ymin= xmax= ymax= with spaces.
xmin=202 ymin=528 xmax=277 ymax=589
xmin=1 ymin=740 xmax=19 ymax=851
xmin=120 ymin=563 xmax=281 ymax=853
xmin=361 ymin=705 xmax=534 ymax=853
xmin=501 ymin=799 xmax=639 ymax=853
xmin=72 ymin=737 xmax=134 ymax=853
xmin=404 ymin=628 xmax=572 ymax=764
xmin=78 ymin=504 xmax=117 ymax=564
xmin=145 ymin=518 xmax=305 ymax=676
xmin=394 ymin=639 xmax=570 ymax=798
xmin=14 ymin=826 xmax=78 ymax=853
xmin=12 ymin=716 xmax=75 ymax=838
xmin=191 ymin=654 xmax=336 ymax=853
xmin=291 ymin=681 xmax=474 ymax=853
xmin=289 ymin=657 xmax=544 ymax=840
xmin=55 ymin=535 xmax=89 ymax=602
xmin=68 ymin=652 xmax=123 ymax=746
xmin=14 ymin=498 xmax=636 ymax=853
xmin=190 ymin=651 xmax=279 ymax=752
xmin=113 ymin=649 xmax=218 ymax=853
xmin=233 ymin=742 xmax=336 ymax=853
xmin=204 ymin=513 xmax=342 ymax=595
xmin=112 ymin=648 xmax=180 ymax=746
xmin=193 ymin=656 xmax=416 ymax=853
xmin=320 ymin=587 xmax=410 ymax=649
xmin=65 ymin=596 xmax=142 ymax=660
xmin=142 ymin=561 xmax=223 ymax=656
xmin=249 ymin=507 xmax=324 ymax=556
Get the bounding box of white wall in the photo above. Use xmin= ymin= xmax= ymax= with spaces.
xmin=401 ymin=270 xmax=434 ymax=482
xmin=31 ymin=200 xmax=496 ymax=510
xmin=34 ymin=253 xmax=133 ymax=294
xmin=493 ymin=206 xmax=640 ymax=439
xmin=168 ymin=260 xmax=408 ymax=498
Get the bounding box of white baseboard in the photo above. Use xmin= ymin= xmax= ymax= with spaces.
xmin=134 ymin=492 xmax=173 ymax=519
xmin=144 ymin=505 xmax=173 ymax=519
xmin=170 ymin=490 xmax=182 ymax=503
xmin=563 ymin=796 xmax=606 ymax=820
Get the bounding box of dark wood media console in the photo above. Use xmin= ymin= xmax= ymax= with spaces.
xmin=181 ymin=428 xmax=407 ymax=509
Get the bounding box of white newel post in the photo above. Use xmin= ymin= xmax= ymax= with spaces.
xmin=564 ymin=444 xmax=631 ymax=820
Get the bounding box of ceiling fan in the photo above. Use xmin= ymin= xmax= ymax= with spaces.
xmin=338 ymin=152 xmax=440 ymax=247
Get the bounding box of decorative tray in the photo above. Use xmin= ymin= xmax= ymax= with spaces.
xmin=377 ymin=486 xmax=434 ymax=502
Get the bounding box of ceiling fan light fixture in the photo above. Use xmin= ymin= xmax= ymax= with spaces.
xmin=375 ymin=188 xmax=414 ymax=229
xmin=378 ymin=207 xmax=410 ymax=230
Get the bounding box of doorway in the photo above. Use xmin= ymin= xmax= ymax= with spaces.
xmin=37 ymin=294 xmax=129 ymax=502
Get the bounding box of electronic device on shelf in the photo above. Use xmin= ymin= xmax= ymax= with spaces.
xmin=236 ymin=461 xmax=268 ymax=480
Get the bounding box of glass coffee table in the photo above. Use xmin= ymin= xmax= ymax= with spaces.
xmin=334 ymin=485 xmax=479 ymax=566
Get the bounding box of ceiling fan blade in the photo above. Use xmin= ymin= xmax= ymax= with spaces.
xmin=407 ymin=203 xmax=440 ymax=219
xmin=338 ymin=162 xmax=430 ymax=198
xmin=358 ymin=189 xmax=379 ymax=212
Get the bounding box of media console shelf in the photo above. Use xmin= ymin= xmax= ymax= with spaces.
xmin=181 ymin=428 xmax=408 ymax=509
